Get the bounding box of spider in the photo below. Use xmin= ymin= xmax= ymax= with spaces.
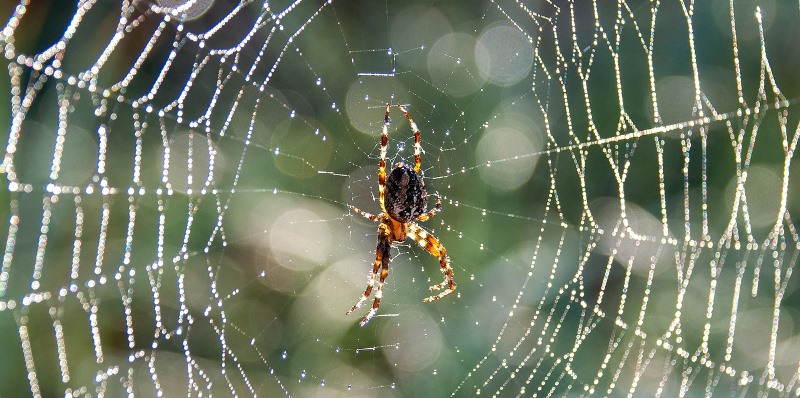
xmin=346 ymin=103 xmax=456 ymax=326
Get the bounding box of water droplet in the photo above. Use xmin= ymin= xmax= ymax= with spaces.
xmin=300 ymin=370 xmax=306 ymax=378
xmin=289 ymin=110 xmax=296 ymax=118
xmin=316 ymin=78 xmax=322 ymax=85
xmin=320 ymin=380 xmax=326 ymax=387
xmin=347 ymin=385 xmax=352 ymax=391
xmin=274 ymin=147 xmax=280 ymax=155
xmin=456 ymin=58 xmax=461 ymax=64
xmin=281 ymin=351 xmax=287 ymax=360
xmin=397 ymin=142 xmax=405 ymax=151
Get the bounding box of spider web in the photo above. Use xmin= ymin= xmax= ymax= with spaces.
xmin=1 ymin=0 xmax=800 ymax=396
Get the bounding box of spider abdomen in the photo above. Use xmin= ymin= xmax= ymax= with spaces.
xmin=385 ymin=164 xmax=427 ymax=223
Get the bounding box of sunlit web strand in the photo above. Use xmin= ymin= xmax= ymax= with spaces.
xmin=430 ymin=97 xmax=800 ymax=180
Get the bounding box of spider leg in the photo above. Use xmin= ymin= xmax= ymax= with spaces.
xmin=397 ymin=104 xmax=422 ymax=174
xmin=348 ymin=205 xmax=379 ymax=221
xmin=360 ymin=235 xmax=391 ymax=326
xmin=407 ymin=224 xmax=456 ymax=302
xmin=415 ymin=192 xmax=442 ymax=222
xmin=345 ymin=225 xmax=384 ymax=317
xmin=378 ymin=103 xmax=390 ymax=214
xmin=346 ymin=224 xmax=391 ymax=326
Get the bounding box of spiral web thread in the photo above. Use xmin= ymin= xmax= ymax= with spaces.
xmin=0 ymin=0 xmax=799 ymax=397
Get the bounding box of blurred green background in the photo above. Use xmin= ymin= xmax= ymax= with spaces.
xmin=1 ymin=0 xmax=800 ymax=396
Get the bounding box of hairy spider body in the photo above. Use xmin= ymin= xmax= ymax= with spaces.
xmin=346 ymin=104 xmax=456 ymax=326
xmin=385 ymin=164 xmax=428 ymax=223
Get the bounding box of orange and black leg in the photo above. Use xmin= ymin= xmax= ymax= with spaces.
xmin=377 ymin=104 xmax=390 ymax=214
xmin=348 ymin=205 xmax=378 ymax=222
xmin=346 ymin=224 xmax=392 ymax=326
xmin=415 ymin=193 xmax=442 ymax=222
xmin=397 ymin=104 xmax=422 ymax=174
xmin=360 ymin=235 xmax=391 ymax=326
xmin=408 ymin=224 xmax=456 ymax=301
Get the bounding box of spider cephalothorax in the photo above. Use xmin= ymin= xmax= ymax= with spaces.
xmin=346 ymin=104 xmax=456 ymax=326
